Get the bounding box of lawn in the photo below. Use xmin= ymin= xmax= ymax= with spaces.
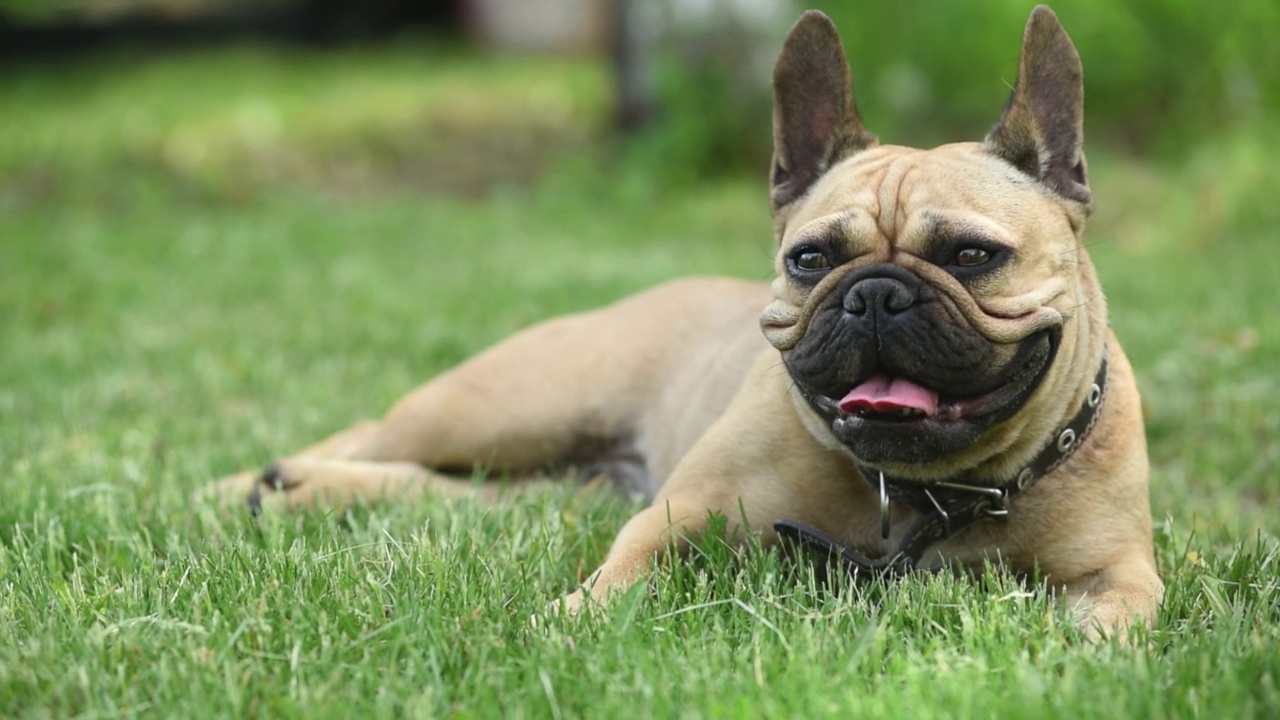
xmin=1 ymin=41 xmax=1278 ymax=718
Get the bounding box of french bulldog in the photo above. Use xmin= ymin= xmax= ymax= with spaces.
xmin=210 ymin=6 xmax=1162 ymax=638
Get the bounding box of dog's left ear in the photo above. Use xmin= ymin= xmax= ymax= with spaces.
xmin=770 ymin=11 xmax=878 ymax=213
xmin=984 ymin=5 xmax=1091 ymax=208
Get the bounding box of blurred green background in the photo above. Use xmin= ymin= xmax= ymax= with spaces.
xmin=2 ymin=1 xmax=1278 ymax=715
xmin=3 ymin=0 xmax=1277 ymax=187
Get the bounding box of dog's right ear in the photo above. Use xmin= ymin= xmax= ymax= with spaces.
xmin=770 ymin=11 xmax=877 ymax=214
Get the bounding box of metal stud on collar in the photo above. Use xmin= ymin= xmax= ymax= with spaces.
xmin=1087 ymin=382 xmax=1102 ymax=408
xmin=1015 ymin=467 xmax=1035 ymax=491
xmin=1057 ymin=427 xmax=1077 ymax=452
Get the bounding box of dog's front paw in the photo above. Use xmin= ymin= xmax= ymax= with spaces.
xmin=1065 ymin=569 xmax=1163 ymax=643
xmin=529 ymin=590 xmax=583 ymax=631
xmin=554 ymin=589 xmax=588 ymax=616
xmin=536 ymin=588 xmax=603 ymax=625
xmin=1073 ymin=596 xmax=1154 ymax=643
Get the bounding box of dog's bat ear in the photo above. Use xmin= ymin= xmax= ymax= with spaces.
xmin=770 ymin=11 xmax=877 ymax=214
xmin=984 ymin=5 xmax=1091 ymax=208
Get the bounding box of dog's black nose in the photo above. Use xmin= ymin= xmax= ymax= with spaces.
xmin=844 ymin=276 xmax=918 ymax=316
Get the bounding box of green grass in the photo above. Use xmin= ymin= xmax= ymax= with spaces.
xmin=2 ymin=43 xmax=1279 ymax=718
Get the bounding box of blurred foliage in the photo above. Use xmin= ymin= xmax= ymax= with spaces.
xmin=618 ymin=7 xmax=779 ymax=185
xmin=0 ymin=0 xmax=77 ymax=19
xmin=636 ymin=0 xmax=1278 ymax=180
xmin=0 ymin=0 xmax=288 ymax=21
xmin=2 ymin=1 xmax=1277 ymax=196
xmin=822 ymin=0 xmax=1276 ymax=151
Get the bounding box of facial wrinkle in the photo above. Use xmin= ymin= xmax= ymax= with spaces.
xmin=873 ymin=155 xmax=915 ymax=249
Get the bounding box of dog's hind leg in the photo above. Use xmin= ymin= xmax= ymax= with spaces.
xmin=207 ymin=312 xmax=656 ymax=510
xmin=334 ymin=311 xmax=658 ymax=473
xmin=201 ymin=421 xmax=545 ymax=511
xmin=205 ymin=278 xmax=768 ymax=511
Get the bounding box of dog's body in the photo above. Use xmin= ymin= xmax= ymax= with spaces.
xmin=211 ymin=6 xmax=1162 ymax=638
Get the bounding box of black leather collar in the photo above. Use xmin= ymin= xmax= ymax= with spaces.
xmin=776 ymin=346 xmax=1110 ymax=578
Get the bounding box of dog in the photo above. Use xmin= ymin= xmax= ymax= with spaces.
xmin=209 ymin=6 xmax=1163 ymax=638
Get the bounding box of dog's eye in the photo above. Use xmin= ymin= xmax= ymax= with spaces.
xmin=793 ymin=250 xmax=831 ymax=272
xmin=785 ymin=245 xmax=838 ymax=283
xmin=954 ymin=247 xmax=991 ymax=267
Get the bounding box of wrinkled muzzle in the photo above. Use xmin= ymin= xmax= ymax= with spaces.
xmin=774 ymin=263 xmax=1062 ymax=464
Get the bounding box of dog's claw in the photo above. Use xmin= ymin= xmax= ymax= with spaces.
xmin=261 ymin=461 xmax=285 ymax=491
xmin=246 ymin=486 xmax=263 ymax=515
xmin=246 ymin=461 xmax=286 ymax=514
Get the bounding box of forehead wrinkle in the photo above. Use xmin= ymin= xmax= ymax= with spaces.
xmin=873 ymin=154 xmax=919 ymax=247
xmin=895 ymin=152 xmax=1018 ymax=248
xmin=791 ymin=210 xmax=849 ymax=244
xmin=913 ymin=209 xmax=945 ymax=242
xmin=834 ymin=208 xmax=862 ymax=241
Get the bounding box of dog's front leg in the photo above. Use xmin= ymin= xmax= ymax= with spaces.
xmin=556 ymin=491 xmax=762 ymax=615
xmin=554 ymin=350 xmax=871 ymax=616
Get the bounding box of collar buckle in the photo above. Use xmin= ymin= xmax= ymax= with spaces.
xmin=933 ymin=480 xmax=1010 ymax=519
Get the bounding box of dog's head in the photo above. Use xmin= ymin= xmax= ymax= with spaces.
xmin=760 ymin=6 xmax=1108 ymax=482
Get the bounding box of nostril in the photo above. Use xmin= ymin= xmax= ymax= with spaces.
xmin=884 ymin=285 xmax=915 ymax=313
xmin=845 ymin=289 xmax=868 ymax=315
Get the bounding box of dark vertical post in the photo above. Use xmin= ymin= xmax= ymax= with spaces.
xmin=611 ymin=0 xmax=656 ymax=132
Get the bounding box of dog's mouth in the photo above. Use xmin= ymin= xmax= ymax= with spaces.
xmin=810 ymin=346 xmax=1045 ymax=425
xmin=800 ymin=332 xmax=1056 ymax=464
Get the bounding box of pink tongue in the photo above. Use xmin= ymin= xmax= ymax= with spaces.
xmin=839 ymin=373 xmax=939 ymax=416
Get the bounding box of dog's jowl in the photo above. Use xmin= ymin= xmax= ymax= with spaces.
xmin=209 ymin=5 xmax=1162 ymax=639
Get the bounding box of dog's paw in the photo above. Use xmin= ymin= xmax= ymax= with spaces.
xmin=1073 ymin=599 xmax=1149 ymax=644
xmin=529 ymin=591 xmax=583 ymax=630
xmin=193 ymin=470 xmax=264 ymax=509
xmin=1065 ymin=577 xmax=1161 ymax=645
xmin=246 ymin=459 xmax=338 ymax=513
xmin=245 ymin=461 xmax=289 ymax=514
xmin=192 ymin=462 xmax=298 ymax=513
xmin=242 ymin=457 xmax=427 ymax=512
xmin=551 ymin=589 xmax=588 ymax=617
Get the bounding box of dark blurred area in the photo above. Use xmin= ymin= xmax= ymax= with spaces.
xmin=0 ymin=1 xmax=460 ymax=53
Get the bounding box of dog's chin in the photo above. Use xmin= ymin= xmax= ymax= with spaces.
xmin=803 ymin=332 xmax=1057 ymax=466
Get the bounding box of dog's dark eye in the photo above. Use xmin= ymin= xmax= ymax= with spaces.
xmin=785 ymin=244 xmax=839 ymax=284
xmin=792 ymin=249 xmax=831 ymax=272
xmin=954 ymin=247 xmax=991 ymax=267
